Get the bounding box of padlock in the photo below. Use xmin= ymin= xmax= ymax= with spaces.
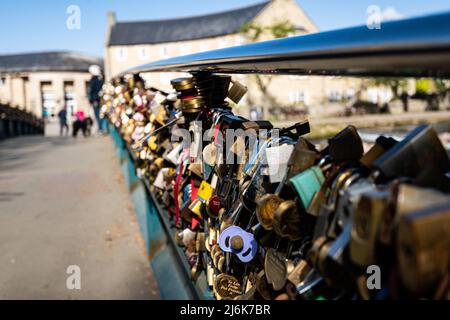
xmin=197 ymin=180 xmax=214 ymax=203
xmin=188 ymin=163 xmax=203 ymax=178
xmin=175 ymin=228 xmax=196 ymax=247
xmin=206 ymin=194 xmax=222 ymax=219
xmin=290 ymin=166 xmax=325 ymax=210
xmin=397 ymin=201 xmax=450 ymax=297
xmin=188 ymin=198 xmax=203 ymax=219
xmin=273 ymin=200 xmax=303 ymax=241
xmin=286 ymin=138 xmax=318 ymax=178
xmin=264 ymin=249 xmax=288 ymax=291
xmin=309 ymin=223 xmax=353 ymax=289
xmin=241 ymin=120 xmax=273 ymax=132
xmin=264 ymin=143 xmax=295 ymax=184
xmin=191 ymin=253 xmax=203 ymax=281
xmin=147 ymin=135 xmax=158 ymax=151
xmin=255 ymin=270 xmax=273 ymax=300
xmin=214 ymin=273 xmax=242 ymax=300
xmin=328 ymin=125 xmax=364 ymax=163
xmin=228 ymin=79 xmax=248 ymax=104
xmin=395 ymin=183 xmax=450 ymax=217
xmin=278 ymin=120 xmax=311 ymax=140
xmin=350 ymin=189 xmax=391 ymax=267
xmin=286 ymin=259 xmax=311 ymax=291
xmin=256 ymin=194 xmax=283 ymax=230
xmin=255 ymin=137 xmax=317 ymax=230
xmin=207 ymin=264 xmax=215 ymax=288
xmin=202 ymin=143 xmax=218 ymax=167
xmin=372 ymin=125 xmax=450 ymax=187
xmin=360 ymin=136 xmax=398 ymax=169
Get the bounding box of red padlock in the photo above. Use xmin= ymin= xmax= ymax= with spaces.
xmin=206 ymin=194 xmax=222 ymax=218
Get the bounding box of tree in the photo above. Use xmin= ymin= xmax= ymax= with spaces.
xmin=240 ymin=21 xmax=296 ymax=114
xmin=370 ymin=77 xmax=409 ymax=111
xmin=415 ymin=79 xmax=449 ymax=111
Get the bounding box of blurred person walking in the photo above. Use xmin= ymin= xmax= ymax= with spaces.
xmin=57 ymin=105 xmax=69 ymax=136
xmin=73 ymin=109 xmax=87 ymax=138
xmin=88 ymin=65 xmax=104 ymax=134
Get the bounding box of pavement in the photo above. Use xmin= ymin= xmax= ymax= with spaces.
xmin=0 ymin=122 xmax=160 ymax=299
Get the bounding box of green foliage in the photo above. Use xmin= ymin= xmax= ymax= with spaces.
xmin=239 ymin=20 xmax=295 ymax=41
xmin=239 ymin=22 xmax=264 ymax=41
xmin=239 ymin=20 xmax=298 ymax=108
xmin=433 ymin=79 xmax=450 ymax=94
xmin=371 ymin=77 xmax=408 ymax=98
xmin=269 ymin=21 xmax=296 ymax=39
xmin=416 ymin=79 xmax=431 ymax=95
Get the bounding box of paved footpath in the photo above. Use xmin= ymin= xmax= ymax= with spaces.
xmin=0 ymin=125 xmax=160 ymax=299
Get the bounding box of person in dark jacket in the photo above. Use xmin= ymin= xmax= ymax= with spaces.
xmin=88 ymin=65 xmax=104 ymax=134
xmin=57 ymin=105 xmax=69 ymax=136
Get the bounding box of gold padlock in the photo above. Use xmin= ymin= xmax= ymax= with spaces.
xmin=154 ymin=157 xmax=164 ymax=168
xmin=171 ymin=77 xmax=195 ymax=91
xmin=155 ymin=106 xmax=168 ymax=126
xmin=181 ymin=97 xmax=204 ymax=113
xmin=188 ymin=198 xmax=203 ymax=219
xmin=188 ymin=163 xmax=203 ymax=178
xmin=273 ymin=200 xmax=302 ymax=241
xmin=256 ymin=194 xmax=283 ymax=230
xmin=147 ymin=135 xmax=158 ymax=151
xmin=395 ymin=184 xmax=450 ymax=217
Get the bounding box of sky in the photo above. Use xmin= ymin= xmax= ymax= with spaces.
xmin=0 ymin=0 xmax=450 ymax=58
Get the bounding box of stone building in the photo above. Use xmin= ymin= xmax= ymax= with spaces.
xmin=104 ymin=0 xmax=388 ymax=117
xmin=0 ymin=51 xmax=103 ymax=119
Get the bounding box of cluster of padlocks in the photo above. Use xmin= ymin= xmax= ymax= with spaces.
xmin=102 ymin=72 xmax=450 ymax=300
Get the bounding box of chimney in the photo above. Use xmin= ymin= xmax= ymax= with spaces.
xmin=107 ymin=11 xmax=116 ymax=28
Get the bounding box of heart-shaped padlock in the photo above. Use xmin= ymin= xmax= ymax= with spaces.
xmin=218 ymin=226 xmax=258 ymax=263
xmin=264 ymin=248 xmax=287 ymax=291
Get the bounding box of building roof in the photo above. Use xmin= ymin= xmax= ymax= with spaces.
xmin=108 ymin=1 xmax=271 ymax=46
xmin=0 ymin=51 xmax=103 ymax=74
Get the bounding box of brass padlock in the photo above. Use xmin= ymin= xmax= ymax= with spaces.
xmin=273 ymin=200 xmax=302 ymax=241
xmin=256 ymin=194 xmax=283 ymax=231
xmin=397 ymin=201 xmax=450 ymax=297
xmin=350 ymin=189 xmax=391 ymax=267
xmin=214 ymin=273 xmax=242 ymax=300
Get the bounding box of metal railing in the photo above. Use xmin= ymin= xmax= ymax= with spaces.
xmin=0 ymin=104 xmax=44 ymax=140
xmin=109 ymin=11 xmax=450 ymax=300
xmin=121 ymin=11 xmax=450 ymax=78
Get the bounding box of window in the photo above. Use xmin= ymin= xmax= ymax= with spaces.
xmin=160 ymin=46 xmax=169 ymax=58
xmin=0 ymin=77 xmax=5 ymax=86
xmin=328 ymin=90 xmax=342 ymax=102
xmin=138 ymin=47 xmax=150 ymax=60
xmin=116 ymin=48 xmax=128 ymax=62
xmin=289 ymin=90 xmax=306 ymax=104
xmin=346 ymin=89 xmax=355 ymax=100
xmin=64 ymin=81 xmax=76 ymax=116
xmin=40 ymin=81 xmax=55 ymax=118
xmin=85 ymin=81 xmax=91 ymax=96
